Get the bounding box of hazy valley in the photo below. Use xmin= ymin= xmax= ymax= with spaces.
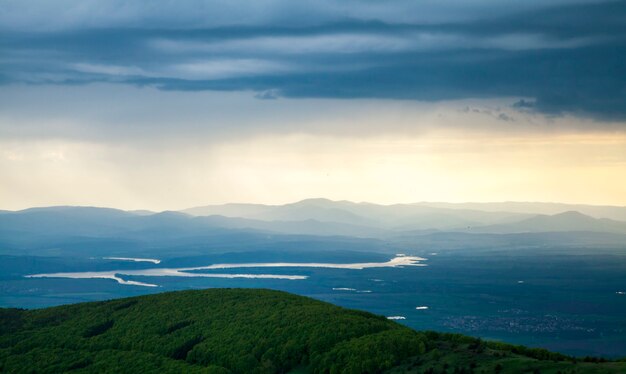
xmin=2 ymin=199 xmax=625 ymax=360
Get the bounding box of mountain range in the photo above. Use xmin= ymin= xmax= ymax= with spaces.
xmin=3 ymin=199 xmax=625 ymax=241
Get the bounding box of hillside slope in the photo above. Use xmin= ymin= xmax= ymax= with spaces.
xmin=1 ymin=289 xmax=624 ymax=373
xmin=473 ymin=211 xmax=626 ymax=234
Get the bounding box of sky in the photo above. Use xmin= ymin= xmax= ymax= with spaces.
xmin=1 ymin=0 xmax=626 ymax=210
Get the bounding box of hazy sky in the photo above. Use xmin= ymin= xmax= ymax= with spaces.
xmin=1 ymin=0 xmax=625 ymax=210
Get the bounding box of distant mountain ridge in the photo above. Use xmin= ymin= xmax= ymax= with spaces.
xmin=183 ymin=198 xmax=531 ymax=231
xmin=182 ymin=198 xmax=626 ymax=234
xmin=470 ymin=211 xmax=626 ymax=234
xmin=2 ymin=200 xmax=626 ymax=244
xmin=416 ymin=201 xmax=626 ymax=221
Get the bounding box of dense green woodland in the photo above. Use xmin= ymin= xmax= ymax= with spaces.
xmin=0 ymin=289 xmax=624 ymax=373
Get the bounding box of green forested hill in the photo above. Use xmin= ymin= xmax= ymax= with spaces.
xmin=0 ymin=289 xmax=624 ymax=373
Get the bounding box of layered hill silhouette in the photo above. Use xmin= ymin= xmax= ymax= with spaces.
xmin=1 ymin=289 xmax=624 ymax=373
xmin=3 ymin=200 xmax=626 ymax=242
xmin=183 ymin=198 xmax=626 ymax=225
xmin=470 ymin=211 xmax=626 ymax=234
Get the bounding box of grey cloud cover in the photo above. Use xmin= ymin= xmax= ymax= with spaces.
xmin=1 ymin=0 xmax=626 ymax=120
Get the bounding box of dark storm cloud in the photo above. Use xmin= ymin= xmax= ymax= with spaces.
xmin=1 ymin=0 xmax=625 ymax=120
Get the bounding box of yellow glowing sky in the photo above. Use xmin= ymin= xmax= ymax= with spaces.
xmin=1 ymin=85 xmax=625 ymax=210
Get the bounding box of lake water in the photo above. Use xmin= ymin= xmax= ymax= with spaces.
xmin=2 ymin=249 xmax=625 ymax=358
